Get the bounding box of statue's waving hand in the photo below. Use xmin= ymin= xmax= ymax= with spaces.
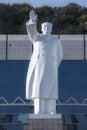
xmin=30 ymin=10 xmax=37 ymax=22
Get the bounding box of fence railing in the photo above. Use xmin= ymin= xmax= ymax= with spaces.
xmin=0 ymin=34 xmax=87 ymax=60
xmin=0 ymin=96 xmax=87 ymax=106
xmin=0 ymin=96 xmax=87 ymax=130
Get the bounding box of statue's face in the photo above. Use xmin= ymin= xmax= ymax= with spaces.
xmin=41 ymin=23 xmax=52 ymax=34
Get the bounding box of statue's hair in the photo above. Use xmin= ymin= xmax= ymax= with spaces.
xmin=41 ymin=22 xmax=52 ymax=28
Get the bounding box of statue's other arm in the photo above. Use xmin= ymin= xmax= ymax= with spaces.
xmin=26 ymin=10 xmax=38 ymax=43
xmin=57 ymin=39 xmax=63 ymax=66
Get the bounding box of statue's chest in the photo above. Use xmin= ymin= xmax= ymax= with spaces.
xmin=34 ymin=41 xmax=57 ymax=55
xmin=35 ymin=35 xmax=57 ymax=47
xmin=33 ymin=35 xmax=58 ymax=54
xmin=34 ymin=40 xmax=55 ymax=50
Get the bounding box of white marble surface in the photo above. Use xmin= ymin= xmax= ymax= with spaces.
xmin=26 ymin=10 xmax=63 ymax=114
xmin=29 ymin=114 xmax=62 ymax=119
xmin=18 ymin=114 xmax=62 ymax=123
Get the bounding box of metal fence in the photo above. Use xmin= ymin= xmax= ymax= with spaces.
xmin=0 ymin=34 xmax=87 ymax=60
xmin=0 ymin=97 xmax=87 ymax=130
xmin=0 ymin=96 xmax=87 ymax=107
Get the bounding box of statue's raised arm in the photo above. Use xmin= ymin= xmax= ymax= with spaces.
xmin=30 ymin=10 xmax=37 ymax=23
xmin=26 ymin=10 xmax=38 ymax=43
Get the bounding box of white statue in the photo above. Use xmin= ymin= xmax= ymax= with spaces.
xmin=26 ymin=10 xmax=63 ymax=114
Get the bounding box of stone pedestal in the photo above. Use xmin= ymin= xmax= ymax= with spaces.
xmin=24 ymin=114 xmax=63 ymax=130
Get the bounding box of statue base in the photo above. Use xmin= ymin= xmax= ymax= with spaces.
xmin=24 ymin=114 xmax=63 ymax=130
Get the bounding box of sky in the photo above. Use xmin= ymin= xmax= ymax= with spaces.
xmin=0 ymin=0 xmax=87 ymax=7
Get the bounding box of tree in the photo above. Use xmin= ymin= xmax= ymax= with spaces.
xmin=79 ymin=15 xmax=87 ymax=33
xmin=0 ymin=3 xmax=33 ymax=34
xmin=0 ymin=3 xmax=87 ymax=34
xmin=56 ymin=3 xmax=82 ymax=34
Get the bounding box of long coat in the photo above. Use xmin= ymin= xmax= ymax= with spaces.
xmin=26 ymin=22 xmax=63 ymax=100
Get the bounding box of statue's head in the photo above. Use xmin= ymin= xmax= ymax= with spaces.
xmin=41 ymin=22 xmax=52 ymax=35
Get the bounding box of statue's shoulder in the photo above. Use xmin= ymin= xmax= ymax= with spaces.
xmin=52 ymin=35 xmax=59 ymax=41
xmin=36 ymin=34 xmax=59 ymax=42
xmin=52 ymin=34 xmax=58 ymax=38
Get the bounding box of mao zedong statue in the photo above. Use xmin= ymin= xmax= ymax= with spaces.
xmin=26 ymin=10 xmax=63 ymax=114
